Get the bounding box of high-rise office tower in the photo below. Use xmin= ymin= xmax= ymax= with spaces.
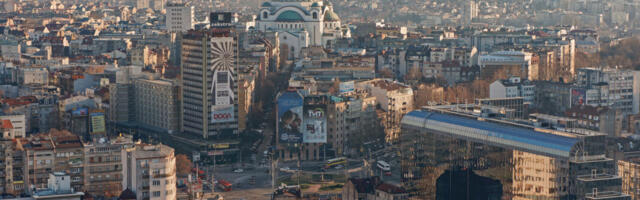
xmin=181 ymin=28 xmax=238 ymax=139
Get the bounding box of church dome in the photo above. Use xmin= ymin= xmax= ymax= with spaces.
xmin=323 ymin=10 xmax=340 ymax=21
xmin=311 ymin=2 xmax=321 ymax=7
xmin=261 ymin=2 xmax=272 ymax=7
xmin=276 ymin=10 xmax=305 ymax=22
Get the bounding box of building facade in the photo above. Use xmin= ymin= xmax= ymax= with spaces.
xmin=400 ymin=108 xmax=628 ymax=199
xmin=122 ymin=144 xmax=176 ymax=200
xmin=134 ymin=78 xmax=181 ymax=133
xmin=490 ymin=76 xmax=536 ymax=105
xmin=165 ymin=3 xmax=194 ymax=33
xmin=181 ymin=29 xmax=239 ymax=139
xmin=255 ymin=0 xmax=348 ymax=58
xmin=574 ymin=67 xmax=640 ymax=115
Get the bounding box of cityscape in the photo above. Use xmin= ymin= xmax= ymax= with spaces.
xmin=1 ymin=0 xmax=640 ymax=199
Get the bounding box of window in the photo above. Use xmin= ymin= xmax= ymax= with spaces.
xmin=312 ymin=12 xmax=317 ymax=19
xmin=263 ymin=12 xmax=268 ymax=19
xmin=153 ymin=180 xmax=161 ymax=186
xmin=153 ymin=191 xmax=161 ymax=197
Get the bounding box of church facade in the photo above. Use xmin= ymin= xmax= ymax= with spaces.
xmin=255 ymin=0 xmax=349 ymax=59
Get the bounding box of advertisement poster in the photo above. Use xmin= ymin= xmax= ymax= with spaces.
xmin=571 ymin=88 xmax=586 ymax=107
xmin=90 ymin=112 xmax=106 ymax=133
xmin=277 ymin=91 xmax=303 ymax=144
xmin=339 ymin=81 xmax=355 ymax=94
xmin=72 ymin=108 xmax=88 ymax=116
xmin=302 ymin=104 xmax=327 ymax=143
xmin=211 ymin=105 xmax=234 ymax=123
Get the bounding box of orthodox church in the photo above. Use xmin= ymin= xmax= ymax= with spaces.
xmin=255 ymin=0 xmax=350 ymax=59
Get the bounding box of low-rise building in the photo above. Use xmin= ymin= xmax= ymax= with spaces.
xmin=490 ymin=76 xmax=535 ymax=105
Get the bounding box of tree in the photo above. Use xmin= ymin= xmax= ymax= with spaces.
xmin=176 ymin=154 xmax=193 ymax=176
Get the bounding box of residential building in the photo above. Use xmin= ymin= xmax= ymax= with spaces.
xmin=83 ymin=135 xmax=133 ymax=196
xmin=0 ymin=140 xmax=16 ymax=194
xmin=534 ymin=80 xmax=573 ymax=115
xmin=31 ymin=172 xmax=84 ymax=200
xmin=490 ymin=76 xmax=535 ymax=105
xmin=18 ymin=68 xmax=48 ymax=85
xmin=237 ymin=68 xmax=256 ymax=132
xmin=165 ymin=3 xmax=194 ymax=33
xmin=574 ymin=67 xmax=640 ymax=115
xmin=23 ymin=135 xmax=56 ymax=189
xmin=618 ymin=159 xmax=640 ymax=200
xmin=122 ymin=144 xmax=176 ymax=200
xmin=343 ymin=177 xmax=408 ymax=200
xmin=357 ymin=79 xmax=413 ymax=142
xmin=478 ymin=51 xmax=539 ymax=80
xmin=0 ymin=115 xmax=25 ymax=138
xmin=342 ymin=177 xmax=380 ymax=200
xmin=374 ymin=183 xmax=409 ymax=200
xmin=0 ymin=39 xmax=21 ymax=62
xmin=565 ymin=106 xmax=623 ymax=137
xmin=51 ymin=135 xmax=84 ymax=192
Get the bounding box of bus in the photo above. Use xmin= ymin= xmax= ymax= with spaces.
xmin=377 ymin=160 xmax=391 ymax=176
xmin=324 ymin=157 xmax=347 ymax=169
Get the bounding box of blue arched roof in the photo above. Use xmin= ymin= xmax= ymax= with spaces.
xmin=276 ymin=10 xmax=305 ymax=22
xmin=402 ymin=110 xmax=580 ymax=158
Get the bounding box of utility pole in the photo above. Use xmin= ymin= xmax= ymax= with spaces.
xmin=271 ymin=154 xmax=277 ymax=193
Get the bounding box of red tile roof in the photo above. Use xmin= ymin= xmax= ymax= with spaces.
xmin=1 ymin=120 xmax=13 ymax=129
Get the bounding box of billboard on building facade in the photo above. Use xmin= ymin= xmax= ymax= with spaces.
xmin=277 ymin=91 xmax=303 ymax=144
xmin=302 ymin=104 xmax=327 ymax=143
xmin=209 ymin=37 xmax=236 ymax=125
xmin=339 ymin=81 xmax=355 ymax=94
xmin=72 ymin=108 xmax=88 ymax=116
xmin=570 ymin=88 xmax=586 ymax=107
xmin=90 ymin=112 xmax=105 ymax=133
xmin=211 ymin=105 xmax=234 ymax=123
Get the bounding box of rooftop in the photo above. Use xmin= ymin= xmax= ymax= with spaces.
xmin=402 ymin=110 xmax=580 ymax=158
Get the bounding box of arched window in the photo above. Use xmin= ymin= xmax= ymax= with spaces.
xmin=263 ymin=12 xmax=268 ymax=19
xmin=312 ymin=12 xmax=317 ymax=19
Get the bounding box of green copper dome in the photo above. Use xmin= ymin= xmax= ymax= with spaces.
xmin=311 ymin=2 xmax=321 ymax=7
xmin=323 ymin=10 xmax=340 ymax=21
xmin=276 ymin=11 xmax=305 ymax=22
xmin=261 ymin=2 xmax=272 ymax=7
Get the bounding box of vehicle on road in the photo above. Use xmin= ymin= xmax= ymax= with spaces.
xmin=217 ymin=179 xmax=232 ymax=191
xmin=233 ymin=169 xmax=244 ymax=173
xmin=377 ymin=160 xmax=391 ymax=176
xmin=324 ymin=157 xmax=347 ymax=169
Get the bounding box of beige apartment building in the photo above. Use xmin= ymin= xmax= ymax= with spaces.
xmin=122 ymin=143 xmax=177 ymax=200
